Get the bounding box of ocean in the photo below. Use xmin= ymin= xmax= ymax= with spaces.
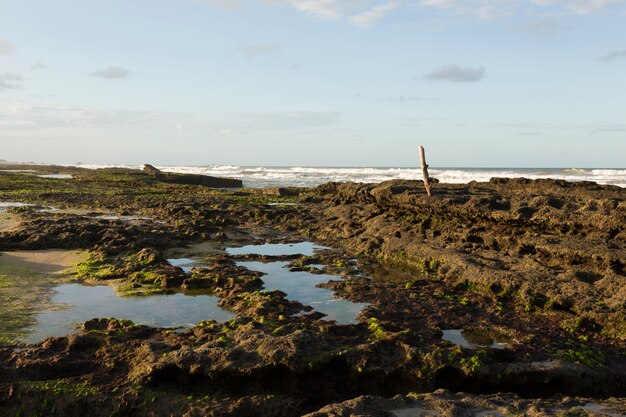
xmin=74 ymin=165 xmax=626 ymax=189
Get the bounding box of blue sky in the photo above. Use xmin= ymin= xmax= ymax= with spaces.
xmin=0 ymin=0 xmax=624 ymax=167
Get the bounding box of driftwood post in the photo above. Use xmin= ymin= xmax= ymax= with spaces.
xmin=419 ymin=145 xmax=432 ymax=197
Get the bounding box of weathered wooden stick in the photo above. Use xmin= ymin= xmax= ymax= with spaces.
xmin=419 ymin=145 xmax=432 ymax=197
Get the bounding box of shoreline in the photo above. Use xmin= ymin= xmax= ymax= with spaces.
xmin=2 ymin=162 xmax=625 ymax=189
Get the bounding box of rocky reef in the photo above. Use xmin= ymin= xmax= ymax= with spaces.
xmin=0 ymin=165 xmax=624 ymax=416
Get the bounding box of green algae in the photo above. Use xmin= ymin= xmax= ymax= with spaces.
xmin=0 ymin=274 xmax=14 ymax=287
xmin=375 ymin=252 xmax=443 ymax=278
xmin=26 ymin=379 xmax=100 ymax=399
xmin=115 ymin=281 xmax=165 ymax=297
xmin=0 ymin=250 xmax=85 ymax=344
xmin=6 ymin=379 xmax=102 ymax=417
xmin=550 ymin=339 xmax=605 ymax=368
xmin=75 ymin=250 xmax=169 ymax=296
xmin=74 ymin=252 xmax=118 ymax=280
xmin=366 ymin=317 xmax=387 ymax=340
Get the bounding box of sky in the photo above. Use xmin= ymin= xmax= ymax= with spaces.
xmin=0 ymin=0 xmax=625 ymax=167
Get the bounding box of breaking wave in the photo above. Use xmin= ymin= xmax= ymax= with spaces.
xmin=72 ymin=164 xmax=626 ymax=188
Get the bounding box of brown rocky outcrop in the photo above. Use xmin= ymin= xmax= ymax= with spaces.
xmin=143 ymin=164 xmax=243 ymax=188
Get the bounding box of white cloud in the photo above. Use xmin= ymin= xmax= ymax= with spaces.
xmin=0 ymin=102 xmax=341 ymax=133
xmin=519 ymin=18 xmax=561 ymax=36
xmin=199 ymin=0 xmax=392 ymax=24
xmin=0 ymin=38 xmax=15 ymax=55
xmin=418 ymin=0 xmax=626 ymax=18
xmin=417 ymin=0 xmax=519 ymax=19
xmin=0 ymin=73 xmax=24 ymax=90
xmin=236 ymin=44 xmax=281 ymax=60
xmin=194 ymin=0 xmax=245 ymax=8
xmin=30 ymin=61 xmax=47 ymax=71
xmin=589 ymin=124 xmax=626 ymax=134
xmin=425 ymin=64 xmax=485 ymax=82
xmin=349 ymin=1 xmax=398 ymax=26
xmin=88 ymin=66 xmax=131 ymax=79
xmin=386 ymin=95 xmax=435 ymax=102
xmin=531 ymin=0 xmax=626 ymax=14
xmin=195 ymin=0 xmax=626 ymax=22
xmin=286 ymin=0 xmax=403 ymax=23
xmin=288 ymin=0 xmax=359 ymax=20
xmin=0 ymin=103 xmax=188 ymax=131
xmin=599 ymin=49 xmax=626 ymax=61
xmin=496 ymin=121 xmax=626 ymax=135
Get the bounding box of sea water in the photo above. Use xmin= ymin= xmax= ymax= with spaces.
xmin=70 ymin=164 xmax=626 ymax=188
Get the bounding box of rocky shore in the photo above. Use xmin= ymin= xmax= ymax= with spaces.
xmin=0 ymin=164 xmax=624 ymax=416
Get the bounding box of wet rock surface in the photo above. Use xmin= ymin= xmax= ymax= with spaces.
xmin=304 ymin=390 xmax=626 ymax=417
xmin=0 ymin=166 xmax=625 ymax=416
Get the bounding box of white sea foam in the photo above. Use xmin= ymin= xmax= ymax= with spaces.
xmin=68 ymin=164 xmax=626 ymax=188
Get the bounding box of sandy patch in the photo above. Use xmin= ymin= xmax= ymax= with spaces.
xmin=0 ymin=214 xmax=21 ymax=232
xmin=0 ymin=249 xmax=86 ymax=275
xmin=39 ymin=208 xmax=104 ymax=216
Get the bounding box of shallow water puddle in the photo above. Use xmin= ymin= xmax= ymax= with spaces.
xmin=574 ymin=403 xmax=626 ymax=417
xmin=394 ymin=407 xmax=511 ymax=417
xmin=1 ymin=201 xmax=60 ymax=214
xmin=23 ymin=283 xmax=235 ymax=343
xmin=166 ymin=242 xmax=224 ymax=272
xmin=95 ymin=214 xmax=152 ymax=222
xmin=0 ymin=202 xmax=33 ymax=212
xmin=172 ymin=242 xmax=368 ymax=323
xmin=442 ymin=329 xmax=511 ymax=350
xmin=36 ymin=208 xmax=153 ymax=223
xmin=168 ymin=257 xmax=198 ymax=273
xmin=393 ymin=407 xmax=440 ymax=417
xmin=38 ymin=207 xmax=94 ymax=215
xmin=231 ymin=242 xmax=368 ymax=324
xmin=166 ymin=241 xmax=223 ymax=258
xmin=238 ymin=261 xmax=368 ymax=324
xmin=37 ymin=174 xmax=73 ymax=179
xmin=530 ymin=360 xmax=557 ymax=368
xmin=227 ymin=242 xmax=327 ymax=257
xmin=0 ymin=250 xmax=86 ymax=344
xmin=1 ymin=249 xmax=234 ymax=343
